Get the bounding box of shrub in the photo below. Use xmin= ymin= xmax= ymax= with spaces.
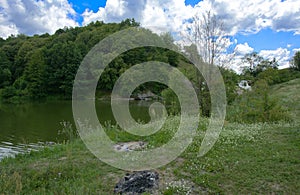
xmin=227 ymin=79 xmax=291 ymax=123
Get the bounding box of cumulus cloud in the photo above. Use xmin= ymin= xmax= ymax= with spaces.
xmin=0 ymin=0 xmax=78 ymax=38
xmin=235 ymin=43 xmax=254 ymax=56
xmin=259 ymin=48 xmax=291 ymax=68
xmin=80 ymin=0 xmax=300 ymax=35
xmin=2 ymin=0 xmax=299 ymax=38
xmin=82 ymin=0 xmax=147 ymax=26
xmin=228 ymin=45 xmax=292 ymax=72
xmin=82 ymin=0 xmax=195 ymax=33
xmin=193 ymin=0 xmax=300 ymax=35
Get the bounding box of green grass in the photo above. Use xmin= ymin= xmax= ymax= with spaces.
xmin=0 ymin=139 xmax=127 ymax=194
xmin=0 ymin=79 xmax=299 ymax=194
xmin=270 ymin=78 xmax=300 ymax=120
xmin=173 ymin=122 xmax=300 ymax=194
xmin=1 ymin=119 xmax=299 ymax=194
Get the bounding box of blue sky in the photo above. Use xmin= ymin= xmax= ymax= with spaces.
xmin=0 ymin=0 xmax=300 ymax=69
xmin=70 ymin=0 xmax=106 ymax=13
xmin=236 ymin=29 xmax=295 ymax=51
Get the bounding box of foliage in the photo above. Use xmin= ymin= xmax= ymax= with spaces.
xmin=227 ymin=79 xmax=291 ymax=123
xmin=0 ymin=20 xmax=180 ymax=101
xmin=256 ymin=68 xmax=300 ymax=85
xmin=291 ymin=51 xmax=300 ymax=70
xmin=219 ymin=67 xmax=240 ymax=104
xmin=242 ymin=52 xmax=278 ymax=77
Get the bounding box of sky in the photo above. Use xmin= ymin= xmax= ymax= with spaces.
xmin=0 ymin=0 xmax=300 ymax=70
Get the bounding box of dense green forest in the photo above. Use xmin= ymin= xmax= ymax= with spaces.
xmin=0 ymin=19 xmax=179 ymax=101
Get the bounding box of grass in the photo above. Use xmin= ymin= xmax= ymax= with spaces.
xmin=0 ymin=79 xmax=299 ymax=194
xmin=1 ymin=119 xmax=299 ymax=194
xmin=270 ymin=78 xmax=300 ymax=120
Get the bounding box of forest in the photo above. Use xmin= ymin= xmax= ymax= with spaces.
xmin=0 ymin=19 xmax=177 ymax=100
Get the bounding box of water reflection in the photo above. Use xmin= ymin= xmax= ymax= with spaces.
xmin=0 ymin=100 xmax=153 ymax=160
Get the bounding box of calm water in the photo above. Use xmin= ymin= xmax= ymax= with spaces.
xmin=0 ymin=100 xmax=152 ymax=160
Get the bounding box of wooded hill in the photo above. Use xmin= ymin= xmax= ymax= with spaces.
xmin=0 ymin=19 xmax=181 ymax=101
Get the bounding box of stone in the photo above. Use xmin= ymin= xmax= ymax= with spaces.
xmin=113 ymin=141 xmax=147 ymax=152
xmin=114 ymin=171 xmax=159 ymax=194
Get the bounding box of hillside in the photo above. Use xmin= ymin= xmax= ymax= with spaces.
xmin=0 ymin=19 xmax=180 ymax=102
xmin=270 ymin=78 xmax=300 ymax=120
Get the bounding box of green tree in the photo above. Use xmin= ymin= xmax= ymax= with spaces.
xmin=23 ymin=49 xmax=47 ymax=98
xmin=242 ymin=52 xmax=278 ymax=77
xmin=0 ymin=49 xmax=12 ymax=88
xmin=291 ymin=51 xmax=300 ymax=70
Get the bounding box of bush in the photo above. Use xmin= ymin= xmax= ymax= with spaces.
xmin=227 ymin=79 xmax=291 ymax=123
xmin=256 ymin=68 xmax=300 ymax=85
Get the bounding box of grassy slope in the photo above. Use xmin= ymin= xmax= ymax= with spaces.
xmin=270 ymin=78 xmax=300 ymax=120
xmin=0 ymin=80 xmax=299 ymax=194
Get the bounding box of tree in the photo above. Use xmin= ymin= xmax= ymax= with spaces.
xmin=182 ymin=11 xmax=234 ymax=116
xmin=23 ymin=49 xmax=47 ymax=98
xmin=242 ymin=52 xmax=263 ymax=73
xmin=185 ymin=10 xmax=234 ymax=68
xmin=0 ymin=49 xmax=12 ymax=88
xmin=242 ymin=52 xmax=278 ymax=77
xmin=291 ymin=51 xmax=300 ymax=71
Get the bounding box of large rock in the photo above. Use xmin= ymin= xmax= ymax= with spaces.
xmin=114 ymin=171 xmax=159 ymax=194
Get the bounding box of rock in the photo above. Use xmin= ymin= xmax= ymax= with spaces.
xmin=113 ymin=141 xmax=147 ymax=152
xmin=133 ymin=91 xmax=158 ymax=101
xmin=238 ymin=80 xmax=252 ymax=90
xmin=114 ymin=171 xmax=159 ymax=194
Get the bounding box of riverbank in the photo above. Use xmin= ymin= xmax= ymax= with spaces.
xmin=1 ymin=117 xmax=299 ymax=194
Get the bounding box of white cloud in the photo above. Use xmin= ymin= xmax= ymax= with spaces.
xmin=190 ymin=0 xmax=300 ymax=35
xmin=229 ymin=46 xmax=292 ymax=72
xmin=0 ymin=0 xmax=78 ymax=38
xmin=80 ymin=0 xmax=300 ymax=45
xmin=259 ymin=48 xmax=291 ymax=68
xmin=141 ymin=1 xmax=196 ymax=34
xmin=82 ymin=0 xmax=195 ymax=33
xmin=293 ymin=48 xmax=300 ymax=53
xmin=82 ymin=0 xmax=147 ymax=26
xmin=1 ymin=0 xmax=299 ymax=38
xmin=223 ymin=43 xmax=255 ymax=72
xmin=235 ymin=43 xmax=254 ymax=56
